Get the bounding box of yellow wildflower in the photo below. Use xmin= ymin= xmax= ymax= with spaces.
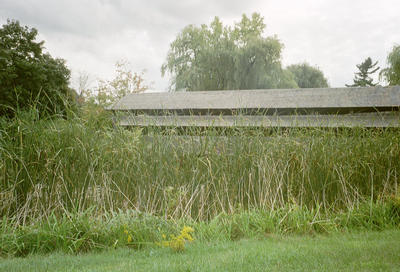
xmin=159 ymin=226 xmax=195 ymax=252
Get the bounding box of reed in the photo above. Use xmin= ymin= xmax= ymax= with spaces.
xmin=0 ymin=107 xmax=399 ymax=223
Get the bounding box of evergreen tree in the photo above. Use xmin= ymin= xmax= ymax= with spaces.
xmin=346 ymin=57 xmax=379 ymax=87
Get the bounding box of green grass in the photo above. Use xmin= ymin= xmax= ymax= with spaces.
xmin=1 ymin=108 xmax=399 ymax=221
xmin=1 ymin=204 xmax=399 ymax=257
xmin=1 ymin=230 xmax=399 ymax=271
xmin=1 ymin=107 xmax=400 ymax=256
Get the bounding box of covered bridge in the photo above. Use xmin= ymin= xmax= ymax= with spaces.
xmin=108 ymin=86 xmax=400 ymax=128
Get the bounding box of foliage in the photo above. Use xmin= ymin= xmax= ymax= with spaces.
xmin=2 ymin=230 xmax=400 ymax=271
xmin=160 ymin=226 xmax=195 ymax=252
xmin=5 ymin=230 xmax=400 ymax=271
xmin=0 ymin=203 xmax=399 ymax=257
xmin=380 ymin=45 xmax=400 ymax=86
xmin=346 ymin=57 xmax=380 ymax=87
xmin=83 ymin=60 xmax=148 ymax=106
xmin=1 ymin=109 xmax=399 ymax=223
xmin=0 ymin=109 xmax=399 ymax=257
xmin=75 ymin=71 xmax=91 ymax=105
xmin=0 ymin=19 xmax=72 ymax=117
xmin=161 ymin=13 xmax=297 ymax=91
xmin=286 ymin=63 xmax=329 ymax=88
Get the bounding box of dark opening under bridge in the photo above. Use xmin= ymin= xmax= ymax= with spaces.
xmin=108 ymin=86 xmax=400 ymax=128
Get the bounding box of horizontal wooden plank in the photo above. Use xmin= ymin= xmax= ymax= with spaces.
xmin=116 ymin=112 xmax=400 ymax=128
xmin=109 ymin=86 xmax=400 ymax=115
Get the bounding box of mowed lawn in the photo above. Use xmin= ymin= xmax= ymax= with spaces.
xmin=1 ymin=230 xmax=399 ymax=272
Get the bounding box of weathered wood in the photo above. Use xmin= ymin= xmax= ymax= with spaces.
xmin=108 ymin=86 xmax=400 ymax=127
xmin=109 ymin=86 xmax=400 ymax=115
xmin=117 ymin=112 xmax=400 ymax=128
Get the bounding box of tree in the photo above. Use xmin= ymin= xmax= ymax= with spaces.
xmin=161 ymin=13 xmax=296 ymax=91
xmin=286 ymin=63 xmax=329 ymax=88
xmin=346 ymin=57 xmax=379 ymax=87
xmin=75 ymin=71 xmax=91 ymax=105
xmin=0 ymin=19 xmax=72 ymax=117
xmin=84 ymin=60 xmax=148 ymax=106
xmin=380 ymin=45 xmax=400 ymax=86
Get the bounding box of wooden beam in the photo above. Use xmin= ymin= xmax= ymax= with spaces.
xmin=116 ymin=112 xmax=400 ymax=128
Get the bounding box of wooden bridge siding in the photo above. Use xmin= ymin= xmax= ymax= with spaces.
xmin=109 ymin=86 xmax=400 ymax=127
xmin=110 ymin=86 xmax=400 ymax=112
xmin=117 ymin=113 xmax=400 ymax=128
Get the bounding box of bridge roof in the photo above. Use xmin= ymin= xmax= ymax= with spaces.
xmin=108 ymin=86 xmax=400 ymax=115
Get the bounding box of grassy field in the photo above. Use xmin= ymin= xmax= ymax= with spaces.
xmin=1 ymin=230 xmax=399 ymax=272
xmin=1 ymin=109 xmax=399 ymax=220
xmin=1 ymin=108 xmax=400 ymax=256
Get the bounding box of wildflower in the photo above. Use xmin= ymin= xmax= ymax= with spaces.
xmin=159 ymin=226 xmax=195 ymax=252
xmin=127 ymin=234 xmax=133 ymax=243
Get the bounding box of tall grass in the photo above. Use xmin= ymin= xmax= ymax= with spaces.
xmin=1 ymin=107 xmax=399 ymax=223
xmin=1 ymin=202 xmax=400 ymax=257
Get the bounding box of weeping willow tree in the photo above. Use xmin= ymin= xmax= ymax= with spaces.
xmin=380 ymin=45 xmax=400 ymax=86
xmin=161 ymin=13 xmax=298 ymax=91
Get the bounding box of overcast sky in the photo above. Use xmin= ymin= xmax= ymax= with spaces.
xmin=1 ymin=0 xmax=399 ymax=91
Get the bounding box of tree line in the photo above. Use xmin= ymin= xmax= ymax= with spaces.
xmin=161 ymin=13 xmax=328 ymax=91
xmin=162 ymin=13 xmax=399 ymax=91
xmin=1 ymin=15 xmax=400 ymax=117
